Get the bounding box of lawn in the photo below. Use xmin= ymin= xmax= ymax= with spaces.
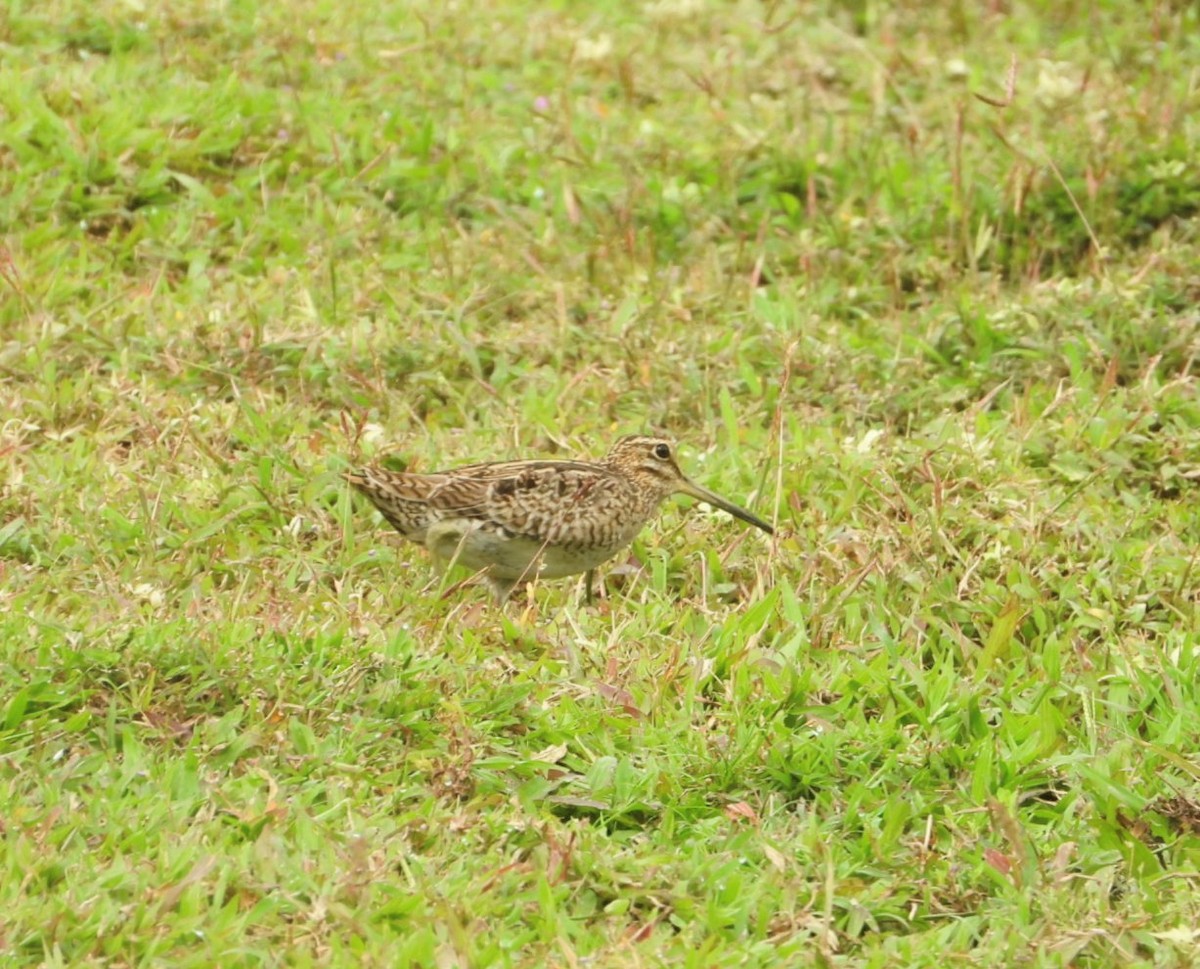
xmin=2 ymin=0 xmax=1200 ymax=965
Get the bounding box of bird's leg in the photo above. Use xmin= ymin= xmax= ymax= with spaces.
xmin=486 ymin=575 xmax=518 ymax=604
xmin=583 ymin=569 xmax=596 ymax=605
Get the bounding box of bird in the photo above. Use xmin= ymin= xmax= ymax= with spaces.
xmin=344 ymin=434 xmax=774 ymax=602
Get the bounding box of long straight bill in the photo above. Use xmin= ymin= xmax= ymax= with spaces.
xmin=678 ymin=480 xmax=774 ymax=534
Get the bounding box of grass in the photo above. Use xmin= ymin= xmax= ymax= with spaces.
xmin=2 ymin=0 xmax=1200 ymax=964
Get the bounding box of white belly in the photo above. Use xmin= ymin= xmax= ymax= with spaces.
xmin=424 ymin=519 xmax=631 ymax=581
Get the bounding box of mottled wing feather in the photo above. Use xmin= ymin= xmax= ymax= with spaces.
xmin=451 ymin=465 xmax=638 ymax=549
xmin=430 ymin=459 xmax=616 ymax=479
xmin=344 ymin=469 xmax=448 ymax=538
xmin=422 ymin=474 xmax=500 ymax=512
xmin=349 ymin=460 xmax=648 ymax=551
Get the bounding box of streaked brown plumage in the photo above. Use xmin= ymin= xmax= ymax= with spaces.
xmin=345 ymin=435 xmax=773 ymax=601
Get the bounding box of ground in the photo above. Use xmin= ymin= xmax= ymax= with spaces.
xmin=2 ymin=0 xmax=1200 ymax=965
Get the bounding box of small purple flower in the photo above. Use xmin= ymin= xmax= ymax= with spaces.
xmin=533 ymin=96 xmax=551 ymax=113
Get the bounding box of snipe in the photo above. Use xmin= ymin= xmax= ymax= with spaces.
xmin=345 ymin=435 xmax=773 ymax=601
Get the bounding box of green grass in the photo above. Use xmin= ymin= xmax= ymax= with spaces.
xmin=3 ymin=0 xmax=1200 ymax=964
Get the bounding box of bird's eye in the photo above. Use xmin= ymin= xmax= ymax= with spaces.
xmin=653 ymin=443 xmax=671 ymax=460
